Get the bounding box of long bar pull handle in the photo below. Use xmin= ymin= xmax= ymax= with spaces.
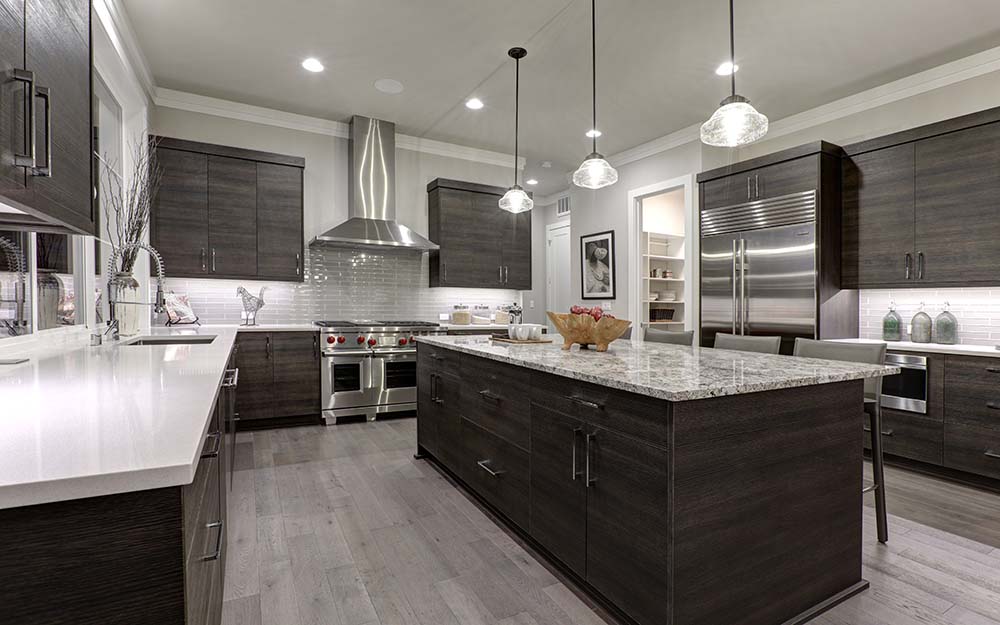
xmin=571 ymin=427 xmax=583 ymax=480
xmin=505 ymin=266 xmax=509 ymax=284
xmin=986 ymin=367 xmax=1000 ymax=374
xmin=986 ymin=402 xmax=1000 ymax=411
xmin=200 ymin=248 xmax=207 ymax=272
xmin=31 ymin=86 xmax=52 ymax=176
xmin=313 ymin=334 xmax=318 ymax=359
xmin=585 ymin=433 xmax=597 ymax=487
xmin=212 ymin=248 xmax=217 ymax=272
xmin=499 ymin=265 xmax=503 ymax=283
xmin=201 ymin=521 xmax=225 ymax=561
xmin=296 ymin=253 xmax=301 ymax=276
xmin=12 ymin=69 xmax=36 ymax=168
xmin=265 ymin=336 xmax=271 ymax=359
xmin=568 ymin=395 xmax=603 ymax=411
xmin=477 ymin=459 xmax=505 ymax=478
xmin=985 ymin=450 xmax=1000 ymax=460
xmin=917 ymin=251 xmax=924 ymax=280
xmin=904 ymin=253 xmax=912 ymax=280
xmin=731 ymin=239 xmax=738 ymax=334
xmin=746 ymin=176 xmax=751 ymax=201
xmin=739 ymin=238 xmax=747 ymax=335
xmin=754 ymin=174 xmax=760 ymax=199
xmin=863 ymin=426 xmax=894 ymax=436
xmin=479 ymin=389 xmax=502 ymax=402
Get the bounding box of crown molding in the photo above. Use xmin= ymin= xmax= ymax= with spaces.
xmin=93 ymin=0 xmax=156 ymax=102
xmin=608 ymin=123 xmax=702 ymax=168
xmin=154 ymin=88 xmax=524 ymax=169
xmin=535 ymin=189 xmax=571 ymax=206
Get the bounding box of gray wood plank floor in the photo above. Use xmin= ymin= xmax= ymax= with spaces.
xmin=223 ymin=420 xmax=1000 ymax=625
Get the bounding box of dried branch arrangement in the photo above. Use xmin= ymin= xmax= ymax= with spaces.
xmin=97 ymin=138 xmax=162 ymax=275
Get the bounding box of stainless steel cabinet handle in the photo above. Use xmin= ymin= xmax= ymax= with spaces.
xmin=499 ymin=265 xmax=503 ymax=283
xmin=31 ymin=85 xmax=52 ymax=177
xmin=201 ymin=431 xmax=222 ymax=458
xmin=571 ymin=427 xmax=583 ymax=481
xmin=12 ymin=69 xmax=35 ymax=168
xmin=739 ymin=238 xmax=747 ymax=335
xmin=443 ymin=263 xmax=447 ymax=281
xmin=477 ymin=459 xmax=505 ymax=478
xmin=746 ymin=176 xmax=751 ymax=201
xmin=917 ymin=251 xmax=924 ymax=280
xmin=201 ymin=521 xmax=225 ymax=561
xmin=986 ymin=367 xmax=1000 ymax=374
xmin=313 ymin=335 xmax=318 ymax=358
xmin=222 ymin=368 xmax=239 ymax=388
xmin=987 ymin=402 xmax=1000 ymax=411
xmin=585 ymin=432 xmax=597 ymax=487
xmin=200 ymin=248 xmax=207 ymax=272
xmin=479 ymin=389 xmax=502 ymax=402
xmin=568 ymin=395 xmax=603 ymax=411
xmin=211 ymin=248 xmax=217 ymax=272
xmin=265 ymin=336 xmax=271 ymax=358
xmin=754 ymin=174 xmax=760 ymax=198
xmin=863 ymin=426 xmax=894 ymax=436
xmin=430 ymin=374 xmax=438 ymax=403
xmin=731 ymin=239 xmax=738 ymax=334
xmin=904 ymin=253 xmax=912 ymax=280
xmin=985 ymin=450 xmax=1000 ymax=460
xmin=296 ymin=253 xmax=301 ymax=275
xmin=505 ymin=266 xmax=509 ymax=284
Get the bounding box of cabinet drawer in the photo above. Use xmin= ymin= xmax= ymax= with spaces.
xmin=944 ymin=422 xmax=1000 ymax=480
xmin=182 ymin=435 xmax=219 ymax=557
xmin=418 ymin=343 xmax=462 ymax=378
xmin=461 ymin=418 xmax=530 ymax=530
xmin=944 ymin=355 xmax=1000 ymax=430
xmin=461 ymin=356 xmax=531 ymax=449
xmin=185 ymin=453 xmax=222 ymax=625
xmin=531 ymin=371 xmax=669 ymax=446
xmin=863 ymin=410 xmax=943 ymax=465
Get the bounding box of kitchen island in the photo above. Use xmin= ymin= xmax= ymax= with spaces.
xmin=415 ymin=335 xmax=898 ymax=625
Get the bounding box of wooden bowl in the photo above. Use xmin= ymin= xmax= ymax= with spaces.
xmin=546 ymin=312 xmax=632 ymax=352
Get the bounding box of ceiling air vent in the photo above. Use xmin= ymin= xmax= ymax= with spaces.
xmin=556 ymin=196 xmax=571 ymax=217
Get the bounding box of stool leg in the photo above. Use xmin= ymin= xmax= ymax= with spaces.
xmin=869 ymin=405 xmax=889 ymax=543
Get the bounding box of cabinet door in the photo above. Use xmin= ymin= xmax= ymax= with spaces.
xmin=702 ymin=175 xmax=747 ymax=210
xmin=436 ymin=189 xmax=502 ymax=287
xmin=24 ymin=0 xmax=93 ymax=234
xmin=257 ymin=162 xmax=303 ymax=281
xmin=841 ymin=144 xmax=915 ymax=288
xmin=208 ymin=155 xmax=257 ymax=277
xmin=915 ymin=123 xmax=1000 ymax=284
xmin=586 ymin=427 xmax=669 ymax=625
xmin=416 ymin=363 xmax=439 ymax=456
xmin=271 ymin=332 xmax=320 ymax=418
xmin=0 ymin=0 xmax=25 ymax=198
xmin=234 ymin=333 xmax=273 ymax=422
xmin=754 ymin=155 xmax=817 ymax=200
xmin=529 ymin=404 xmax=587 ymax=575
xmin=434 ymin=371 xmax=464 ymax=476
xmin=500 ymin=209 xmax=531 ymax=290
xmin=153 ymin=148 xmax=209 ymax=276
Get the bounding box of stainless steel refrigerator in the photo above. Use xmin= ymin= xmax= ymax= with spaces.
xmin=701 ymin=190 xmax=832 ymax=354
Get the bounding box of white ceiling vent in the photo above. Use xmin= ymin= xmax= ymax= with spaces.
xmin=556 ymin=196 xmax=571 ymax=217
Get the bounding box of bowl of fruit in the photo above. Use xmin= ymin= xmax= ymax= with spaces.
xmin=547 ymin=307 xmax=632 ymax=352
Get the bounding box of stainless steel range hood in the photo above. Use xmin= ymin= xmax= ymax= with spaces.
xmin=310 ymin=116 xmax=438 ymax=250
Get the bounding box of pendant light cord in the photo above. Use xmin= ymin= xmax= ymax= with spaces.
xmin=591 ymin=0 xmax=597 ymax=154
xmin=729 ymin=0 xmax=736 ymax=98
xmin=514 ymin=55 xmax=520 ymax=187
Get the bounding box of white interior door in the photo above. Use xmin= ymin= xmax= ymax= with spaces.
xmin=546 ymin=222 xmax=572 ymax=332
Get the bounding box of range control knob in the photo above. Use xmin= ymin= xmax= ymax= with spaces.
xmin=356 ymin=336 xmax=365 ymax=345
xmin=326 ymin=336 xmax=336 ymax=344
xmin=368 ymin=338 xmax=377 ymax=347
xmin=337 ymin=336 xmax=346 ymax=344
xmin=398 ymin=337 xmax=408 ymax=346
xmin=409 ymin=336 xmax=415 ymax=344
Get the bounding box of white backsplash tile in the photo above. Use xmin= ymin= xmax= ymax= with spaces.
xmin=860 ymin=287 xmax=1000 ymax=346
xmin=158 ymin=247 xmax=520 ymax=326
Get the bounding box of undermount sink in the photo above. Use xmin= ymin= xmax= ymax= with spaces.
xmin=125 ymin=335 xmax=217 ymax=346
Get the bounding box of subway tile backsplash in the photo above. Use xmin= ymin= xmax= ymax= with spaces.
xmin=860 ymin=288 xmax=1000 ymax=346
xmin=159 ymin=247 xmax=520 ymax=326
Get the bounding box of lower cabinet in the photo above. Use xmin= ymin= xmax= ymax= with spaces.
xmin=235 ymin=331 xmax=321 ymax=427
xmin=416 ymin=348 xmax=463 ymax=472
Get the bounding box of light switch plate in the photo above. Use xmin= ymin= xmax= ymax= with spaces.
xmin=438 ymin=313 xmax=450 ymax=321
xmin=601 ymin=301 xmax=612 ymax=310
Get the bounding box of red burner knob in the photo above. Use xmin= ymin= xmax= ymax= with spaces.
xmin=356 ymin=336 xmax=365 ymax=344
xmin=410 ymin=336 xmax=415 ymax=343
xmin=368 ymin=338 xmax=377 ymax=347
xmin=327 ymin=336 xmax=336 ymax=344
xmin=398 ymin=337 xmax=408 ymax=346
xmin=337 ymin=336 xmax=346 ymax=344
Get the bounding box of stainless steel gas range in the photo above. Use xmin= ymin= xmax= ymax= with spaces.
xmin=316 ymin=320 xmax=446 ymax=424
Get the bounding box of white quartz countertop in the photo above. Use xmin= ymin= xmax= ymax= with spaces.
xmin=417 ymin=336 xmax=898 ymax=402
xmin=0 ymin=326 xmax=237 ymax=510
xmin=831 ymin=338 xmax=1000 ymax=359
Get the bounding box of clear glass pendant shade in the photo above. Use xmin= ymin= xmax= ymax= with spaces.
xmin=700 ymin=95 xmax=769 ymax=147
xmin=572 ymin=153 xmax=619 ymax=189
xmin=498 ymin=185 xmax=533 ymax=214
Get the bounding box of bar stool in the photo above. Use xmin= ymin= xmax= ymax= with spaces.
xmin=713 ymin=333 xmax=782 ymax=354
xmin=793 ymin=338 xmax=889 ymax=543
xmin=645 ymin=328 xmax=694 ymax=346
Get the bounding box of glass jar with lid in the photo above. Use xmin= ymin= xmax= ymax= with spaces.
xmin=911 ymin=302 xmax=932 ymax=343
xmin=934 ymin=301 xmax=958 ymax=345
xmin=882 ymin=300 xmax=902 ymax=341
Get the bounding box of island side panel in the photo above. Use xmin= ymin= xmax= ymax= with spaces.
xmin=670 ymin=380 xmax=864 ymax=625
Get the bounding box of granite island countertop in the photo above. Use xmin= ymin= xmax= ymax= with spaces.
xmin=0 ymin=326 xmax=237 ymax=510
xmin=417 ymin=335 xmax=899 ymax=402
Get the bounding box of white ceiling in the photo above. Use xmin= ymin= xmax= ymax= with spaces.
xmin=123 ymin=0 xmax=1000 ymax=194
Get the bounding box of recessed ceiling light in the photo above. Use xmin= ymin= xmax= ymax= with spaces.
xmin=374 ymin=78 xmax=404 ymax=94
xmin=465 ymin=97 xmax=484 ymax=110
xmin=585 ymin=129 xmax=602 ymax=138
xmin=541 ymin=161 xmax=552 ymax=168
xmin=301 ymin=58 xmax=324 ymax=73
xmin=526 ymin=178 xmax=539 ymax=185
xmin=715 ymin=61 xmax=739 ymax=76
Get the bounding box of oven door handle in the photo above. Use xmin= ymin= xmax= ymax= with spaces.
xmin=322 ymin=350 xmax=373 ymax=358
xmin=373 ymin=348 xmax=418 ymax=357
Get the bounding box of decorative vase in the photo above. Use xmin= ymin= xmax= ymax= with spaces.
xmin=112 ymin=272 xmax=142 ymax=337
xmin=881 ymin=300 xmax=902 ymax=341
xmin=934 ymin=302 xmax=958 ymax=345
xmin=910 ymin=303 xmax=932 ymax=343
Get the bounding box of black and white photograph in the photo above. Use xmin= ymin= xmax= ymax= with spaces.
xmin=580 ymin=230 xmax=616 ymax=299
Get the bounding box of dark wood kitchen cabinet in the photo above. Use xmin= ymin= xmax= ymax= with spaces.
xmin=427 ymin=178 xmax=532 ymax=290
xmin=700 ymin=145 xmax=824 ymax=210
xmin=234 ymin=331 xmax=321 ymax=428
xmin=0 ymin=0 xmax=94 ymax=235
xmin=151 ymin=137 xmax=304 ymax=282
xmin=416 ymin=345 xmax=463 ymax=470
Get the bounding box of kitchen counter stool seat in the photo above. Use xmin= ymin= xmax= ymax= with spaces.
xmin=713 ymin=333 xmax=781 ymax=354
xmin=794 ymin=338 xmax=889 ymax=543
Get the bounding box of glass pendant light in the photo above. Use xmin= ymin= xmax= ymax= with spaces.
xmin=700 ymin=0 xmax=768 ymax=147
xmin=499 ymin=47 xmax=533 ymax=214
xmin=572 ymin=0 xmax=618 ymax=190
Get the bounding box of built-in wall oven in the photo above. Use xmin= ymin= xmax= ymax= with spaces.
xmin=880 ymin=353 xmax=927 ymax=414
xmin=317 ymin=321 xmax=445 ymax=424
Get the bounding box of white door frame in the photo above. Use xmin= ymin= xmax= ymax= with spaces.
xmin=626 ymin=174 xmax=699 ymax=342
xmin=545 ymin=219 xmax=571 ymax=325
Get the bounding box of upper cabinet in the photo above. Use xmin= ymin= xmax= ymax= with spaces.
xmin=427 ymin=178 xmax=532 ymax=290
xmin=0 ymin=0 xmax=94 ymax=235
xmin=150 ymin=137 xmax=305 ymax=282
xmin=701 ymin=147 xmax=821 ymax=210
xmin=842 ymin=108 xmax=1000 ymax=288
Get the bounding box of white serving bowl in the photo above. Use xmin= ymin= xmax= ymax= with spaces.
xmin=508 ymin=323 xmax=543 ymax=341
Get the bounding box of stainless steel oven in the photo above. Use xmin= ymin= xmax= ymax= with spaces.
xmin=880 ymin=353 xmax=927 ymax=414
xmin=322 ymin=349 xmax=375 ymax=415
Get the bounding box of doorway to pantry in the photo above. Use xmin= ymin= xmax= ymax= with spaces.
xmin=627 ymin=175 xmax=697 ymax=342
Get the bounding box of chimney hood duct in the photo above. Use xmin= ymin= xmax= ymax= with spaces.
xmin=310 ymin=116 xmax=439 ymax=250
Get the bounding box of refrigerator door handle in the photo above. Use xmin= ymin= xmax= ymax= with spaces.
xmin=739 ymin=238 xmax=747 ymax=335
xmin=731 ymin=238 xmax=738 ymax=335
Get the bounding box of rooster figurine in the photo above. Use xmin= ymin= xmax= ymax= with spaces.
xmin=237 ymin=286 xmax=268 ymax=326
